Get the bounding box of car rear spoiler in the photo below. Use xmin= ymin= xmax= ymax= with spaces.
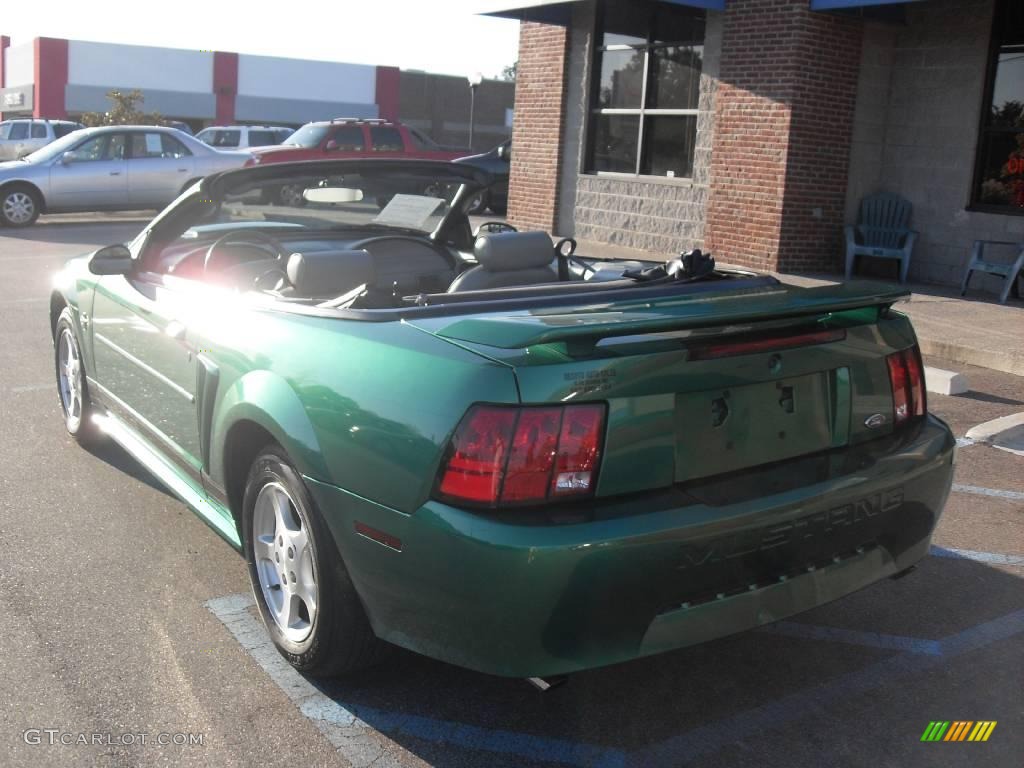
xmin=410 ymin=281 xmax=910 ymax=350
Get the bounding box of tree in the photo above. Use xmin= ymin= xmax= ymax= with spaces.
xmin=500 ymin=62 xmax=517 ymax=82
xmin=80 ymin=90 xmax=165 ymax=127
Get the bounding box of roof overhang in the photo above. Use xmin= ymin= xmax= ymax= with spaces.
xmin=483 ymin=0 xmax=724 ymax=25
xmin=481 ymin=0 xmax=929 ymax=24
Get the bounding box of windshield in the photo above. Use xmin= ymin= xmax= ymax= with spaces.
xmin=189 ymin=169 xmax=468 ymax=236
xmin=22 ymin=130 xmax=89 ymax=163
xmin=283 ymin=124 xmax=330 ymax=148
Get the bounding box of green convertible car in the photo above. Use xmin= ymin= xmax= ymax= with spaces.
xmin=50 ymin=159 xmax=955 ymax=680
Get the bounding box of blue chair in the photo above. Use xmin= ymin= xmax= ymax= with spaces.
xmin=845 ymin=193 xmax=917 ymax=283
xmin=960 ymin=239 xmax=1024 ymax=304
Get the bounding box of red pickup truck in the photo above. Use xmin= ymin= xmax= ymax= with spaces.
xmin=247 ymin=118 xmax=465 ymax=167
xmin=247 ymin=119 xmax=469 ymax=205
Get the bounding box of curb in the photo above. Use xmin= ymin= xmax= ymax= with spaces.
xmin=917 ymin=338 xmax=1024 ymax=378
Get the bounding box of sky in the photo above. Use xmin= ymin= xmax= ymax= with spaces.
xmin=1 ymin=0 xmax=523 ymax=80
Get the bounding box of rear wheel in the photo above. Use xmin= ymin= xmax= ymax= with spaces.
xmin=242 ymin=446 xmax=384 ymax=675
xmin=54 ymin=309 xmax=98 ymax=444
xmin=1 ymin=184 xmax=41 ymax=227
xmin=466 ymin=189 xmax=490 ymax=215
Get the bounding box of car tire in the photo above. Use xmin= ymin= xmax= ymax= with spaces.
xmin=0 ymin=184 xmax=41 ymax=227
xmin=242 ymin=445 xmax=384 ymax=676
xmin=467 ymin=189 xmax=490 ymax=215
xmin=54 ymin=308 xmax=99 ymax=444
xmin=277 ymin=184 xmax=307 ymax=207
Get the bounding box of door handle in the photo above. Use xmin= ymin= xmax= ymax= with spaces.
xmin=109 ymin=171 xmax=121 ymax=176
xmin=178 ymin=168 xmax=188 ymax=173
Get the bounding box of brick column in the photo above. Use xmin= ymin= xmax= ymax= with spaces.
xmin=507 ymin=21 xmax=570 ymax=234
xmin=375 ymin=66 xmax=400 ymax=121
xmin=34 ymin=37 xmax=68 ymax=119
xmin=0 ymin=35 xmax=9 ymax=120
xmin=705 ymin=0 xmax=863 ymax=273
xmin=213 ymin=51 xmax=238 ymax=125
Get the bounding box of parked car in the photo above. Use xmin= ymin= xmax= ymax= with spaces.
xmin=165 ymin=121 xmax=195 ymax=135
xmin=454 ymin=139 xmax=510 ymax=215
xmin=48 ymin=157 xmax=954 ymax=680
xmin=196 ymin=125 xmax=294 ymax=150
xmin=0 ymin=125 xmax=251 ymax=226
xmin=0 ymin=118 xmax=85 ymax=161
xmin=247 ymin=119 xmax=468 ymax=206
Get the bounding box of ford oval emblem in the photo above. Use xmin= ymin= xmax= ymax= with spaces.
xmin=864 ymin=413 xmax=887 ymax=429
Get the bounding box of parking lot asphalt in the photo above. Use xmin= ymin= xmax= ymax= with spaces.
xmin=1 ymin=217 xmax=1021 ymax=768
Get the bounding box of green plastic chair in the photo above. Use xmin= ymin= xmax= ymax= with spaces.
xmin=844 ymin=193 xmax=917 ymax=283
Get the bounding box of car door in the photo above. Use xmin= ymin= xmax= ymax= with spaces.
xmin=90 ymin=269 xmax=204 ymax=475
xmin=127 ymin=132 xmax=195 ymax=206
xmin=47 ymin=132 xmax=128 ymax=210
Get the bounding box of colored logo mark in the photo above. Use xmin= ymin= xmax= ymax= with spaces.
xmin=921 ymin=721 xmax=997 ymax=742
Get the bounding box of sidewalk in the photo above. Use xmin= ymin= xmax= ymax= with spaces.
xmin=776 ymin=274 xmax=1024 ymax=376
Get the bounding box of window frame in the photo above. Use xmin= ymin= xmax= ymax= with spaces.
xmin=585 ymin=0 xmax=704 ymax=180
xmin=968 ymin=0 xmax=1024 ymax=215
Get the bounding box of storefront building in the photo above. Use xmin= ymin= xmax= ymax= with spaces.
xmin=491 ymin=0 xmax=1023 ymax=286
xmin=0 ymin=37 xmax=514 ymax=152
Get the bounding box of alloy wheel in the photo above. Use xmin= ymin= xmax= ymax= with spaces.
xmin=57 ymin=328 xmax=83 ymax=432
xmin=252 ymin=481 xmax=318 ymax=643
xmin=3 ymin=191 xmax=35 ymax=225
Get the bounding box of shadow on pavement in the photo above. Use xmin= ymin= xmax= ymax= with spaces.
xmin=83 ymin=437 xmax=175 ymax=500
xmin=304 ymin=554 xmax=1023 ymax=767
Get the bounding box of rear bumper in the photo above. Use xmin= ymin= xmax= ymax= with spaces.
xmin=308 ymin=415 xmax=955 ymax=678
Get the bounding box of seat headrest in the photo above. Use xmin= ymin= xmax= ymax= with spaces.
xmin=286 ymin=249 xmax=375 ymax=297
xmin=473 ymin=231 xmax=553 ymax=273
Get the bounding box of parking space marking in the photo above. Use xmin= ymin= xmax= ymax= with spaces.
xmin=951 ymin=483 xmax=1024 ymax=501
xmin=931 ymin=546 xmax=1024 ymax=567
xmin=632 ymin=608 xmax=1024 ymax=766
xmin=757 ymin=622 xmax=942 ymax=655
xmin=206 ymin=594 xmax=628 ymax=768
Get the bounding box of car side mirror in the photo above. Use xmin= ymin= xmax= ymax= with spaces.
xmin=88 ymin=244 xmax=133 ymax=275
xmin=60 ymin=151 xmax=79 ymax=165
xmin=498 ymin=145 xmax=511 ymax=161
xmin=324 ymin=140 xmax=339 ymax=151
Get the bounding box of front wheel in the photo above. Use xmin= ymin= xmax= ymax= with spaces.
xmin=1 ymin=184 xmax=41 ymax=227
xmin=54 ymin=308 xmax=98 ymax=444
xmin=242 ymin=446 xmax=384 ymax=676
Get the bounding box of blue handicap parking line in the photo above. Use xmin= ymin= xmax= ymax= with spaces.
xmin=757 ymin=622 xmax=943 ymax=655
xmin=931 ymin=545 xmax=1024 ymax=567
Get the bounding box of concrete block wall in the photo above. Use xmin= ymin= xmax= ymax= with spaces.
xmin=845 ymin=0 xmax=1019 ymax=289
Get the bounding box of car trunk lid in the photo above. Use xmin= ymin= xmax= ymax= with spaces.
xmin=408 ymin=280 xmax=912 ymax=497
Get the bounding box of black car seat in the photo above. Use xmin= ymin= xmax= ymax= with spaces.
xmin=447 ymin=231 xmax=558 ymax=292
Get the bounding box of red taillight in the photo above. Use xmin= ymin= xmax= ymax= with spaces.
xmin=886 ymin=345 xmax=926 ymax=426
xmin=436 ymin=404 xmax=606 ymax=508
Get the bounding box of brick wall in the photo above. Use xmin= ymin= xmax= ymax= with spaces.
xmin=507 ymin=21 xmax=570 ymax=233
xmin=706 ymin=0 xmax=863 ymax=273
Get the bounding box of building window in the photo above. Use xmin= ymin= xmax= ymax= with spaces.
xmin=973 ymin=0 xmax=1024 ymax=211
xmin=586 ymin=0 xmax=704 ymax=178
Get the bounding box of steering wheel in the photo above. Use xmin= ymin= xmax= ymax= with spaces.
xmin=203 ymin=230 xmax=287 ymax=275
xmin=474 ymin=221 xmax=517 ymax=236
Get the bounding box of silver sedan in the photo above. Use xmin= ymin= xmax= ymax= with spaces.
xmin=0 ymin=125 xmax=252 ymax=227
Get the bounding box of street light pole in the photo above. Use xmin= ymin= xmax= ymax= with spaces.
xmin=467 ymin=72 xmax=483 ymax=151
